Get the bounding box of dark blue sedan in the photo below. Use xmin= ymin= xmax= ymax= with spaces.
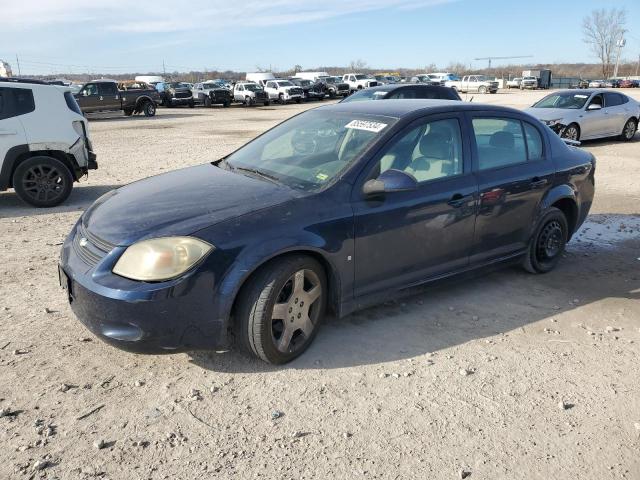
xmin=60 ymin=100 xmax=595 ymax=364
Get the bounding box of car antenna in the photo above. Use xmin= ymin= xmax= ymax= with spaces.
xmin=469 ymin=96 xmax=474 ymax=103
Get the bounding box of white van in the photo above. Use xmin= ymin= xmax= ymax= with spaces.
xmin=134 ymin=75 xmax=165 ymax=85
xmin=245 ymin=72 xmax=276 ymax=87
xmin=296 ymin=72 xmax=330 ymax=82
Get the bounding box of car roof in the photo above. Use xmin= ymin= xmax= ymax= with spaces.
xmin=318 ymin=99 xmax=523 ymax=118
xmin=0 ymin=77 xmax=47 ymax=85
xmin=365 ymin=84 xmax=455 ymax=93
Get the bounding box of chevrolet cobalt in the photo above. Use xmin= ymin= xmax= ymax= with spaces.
xmin=60 ymin=100 xmax=595 ymax=364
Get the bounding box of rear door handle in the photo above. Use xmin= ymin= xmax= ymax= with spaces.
xmin=531 ymin=177 xmax=548 ymax=189
xmin=448 ymin=193 xmax=473 ymax=208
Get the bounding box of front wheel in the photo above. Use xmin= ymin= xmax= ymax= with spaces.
xmin=204 ymin=96 xmax=212 ymax=108
xmin=561 ymin=123 xmax=580 ymax=141
xmin=522 ymin=207 xmax=568 ymax=274
xmin=263 ymin=101 xmax=271 ymax=107
xmin=278 ymin=94 xmax=285 ymax=105
xmin=188 ymin=101 xmax=195 ymax=108
xmin=236 ymin=255 xmax=327 ymax=364
xmin=12 ymin=156 xmax=73 ymax=208
xmin=620 ymin=118 xmax=637 ymax=141
xmin=478 ymin=86 xmax=487 ymax=94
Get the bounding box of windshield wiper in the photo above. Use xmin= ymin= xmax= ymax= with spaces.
xmin=233 ymin=166 xmax=281 ymax=184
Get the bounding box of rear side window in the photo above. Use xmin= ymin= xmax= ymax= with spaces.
xmin=472 ymin=118 xmax=527 ymax=170
xmin=14 ymin=88 xmax=35 ymax=116
xmin=98 ymin=83 xmax=118 ymax=96
xmin=604 ymin=92 xmax=624 ymax=107
xmin=523 ymin=122 xmax=543 ymax=160
xmin=0 ymin=89 xmax=4 ymax=117
xmin=64 ymin=91 xmax=82 ymax=115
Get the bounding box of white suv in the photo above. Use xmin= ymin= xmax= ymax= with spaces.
xmin=0 ymin=78 xmax=96 ymax=207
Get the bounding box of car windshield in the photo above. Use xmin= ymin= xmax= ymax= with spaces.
xmin=321 ymin=77 xmax=335 ymax=84
xmin=297 ymin=80 xmax=311 ymax=86
xmin=354 ymin=75 xmax=367 ymax=80
xmin=533 ymin=92 xmax=591 ymax=109
xmin=168 ymin=82 xmax=188 ymax=88
xmin=224 ymin=110 xmax=397 ymax=191
xmin=341 ymin=89 xmax=388 ymax=102
xmin=277 ymin=81 xmax=294 ymax=87
xmin=244 ymin=84 xmax=262 ymax=91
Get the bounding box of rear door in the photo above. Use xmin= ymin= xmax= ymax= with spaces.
xmin=352 ymin=113 xmax=477 ymax=297
xmin=468 ymin=113 xmax=554 ymax=263
xmin=603 ymin=92 xmax=627 ymax=135
xmin=0 ymin=87 xmax=28 ymax=163
xmin=97 ymin=82 xmax=120 ymax=110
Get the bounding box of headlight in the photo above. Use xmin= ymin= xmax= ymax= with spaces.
xmin=544 ymin=119 xmax=563 ymax=126
xmin=113 ymin=237 xmax=213 ymax=282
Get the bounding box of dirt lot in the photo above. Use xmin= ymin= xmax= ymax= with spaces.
xmin=1 ymin=90 xmax=639 ymax=480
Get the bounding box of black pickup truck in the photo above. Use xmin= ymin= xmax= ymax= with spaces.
xmin=74 ymin=80 xmax=160 ymax=116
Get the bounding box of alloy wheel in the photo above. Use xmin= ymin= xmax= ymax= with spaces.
xmin=624 ymin=120 xmax=636 ymax=140
xmin=21 ymin=164 xmax=66 ymax=204
xmin=562 ymin=125 xmax=579 ymax=141
xmin=270 ymin=269 xmax=322 ymax=354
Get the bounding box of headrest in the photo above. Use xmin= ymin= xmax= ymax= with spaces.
xmin=419 ymin=132 xmax=450 ymax=160
xmin=489 ymin=131 xmax=514 ymax=149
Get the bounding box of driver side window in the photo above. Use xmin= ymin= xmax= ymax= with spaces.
xmin=83 ymin=84 xmax=98 ymax=96
xmin=378 ymin=118 xmax=464 ymax=183
xmin=588 ymin=94 xmax=603 ymax=108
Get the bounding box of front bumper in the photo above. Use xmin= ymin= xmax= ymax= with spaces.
xmin=169 ymin=97 xmax=193 ymax=106
xmin=59 ymin=222 xmax=227 ymax=353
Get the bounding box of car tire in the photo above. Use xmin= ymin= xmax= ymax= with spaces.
xmin=236 ymin=255 xmax=327 ymax=364
xmin=561 ymin=123 xmax=580 ymax=141
xmin=264 ymin=101 xmax=271 ymax=107
xmin=278 ymin=94 xmax=285 ymax=105
xmin=296 ymin=98 xmax=302 ymax=104
xmin=522 ymin=207 xmax=568 ymax=274
xmin=620 ymin=118 xmax=637 ymax=141
xmin=204 ymin=96 xmax=212 ymax=108
xmin=223 ymin=101 xmax=230 ymax=108
xmin=12 ymin=156 xmax=74 ymax=208
xmin=143 ymin=101 xmax=156 ymax=117
xmin=188 ymin=101 xmax=195 ymax=108
xmin=123 ymin=108 xmax=134 ymax=116
xmin=245 ymin=96 xmax=252 ymax=107
xmin=479 ymin=86 xmax=487 ymax=94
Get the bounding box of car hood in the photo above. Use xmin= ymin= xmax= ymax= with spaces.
xmin=82 ymin=164 xmax=297 ymax=246
xmin=524 ymin=107 xmax=575 ymax=121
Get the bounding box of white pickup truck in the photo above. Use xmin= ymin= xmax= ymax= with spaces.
xmin=342 ymin=74 xmax=378 ymax=93
xmin=445 ymin=75 xmax=499 ymax=94
xmin=506 ymin=77 xmax=522 ymax=89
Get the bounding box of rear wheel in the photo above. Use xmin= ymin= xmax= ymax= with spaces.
xmin=561 ymin=123 xmax=580 ymax=141
xmin=188 ymin=100 xmax=195 ymax=108
xmin=123 ymin=108 xmax=134 ymax=116
xmin=620 ymin=118 xmax=637 ymax=141
xmin=204 ymin=96 xmax=212 ymax=108
xmin=13 ymin=156 xmax=73 ymax=208
xmin=236 ymin=255 xmax=327 ymax=364
xmin=479 ymin=86 xmax=487 ymax=94
xmin=522 ymin=207 xmax=568 ymax=274
xmin=143 ymin=101 xmax=156 ymax=117
xmin=278 ymin=93 xmax=285 ymax=105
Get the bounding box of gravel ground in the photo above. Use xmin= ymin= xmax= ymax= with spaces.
xmin=1 ymin=90 xmax=639 ymax=479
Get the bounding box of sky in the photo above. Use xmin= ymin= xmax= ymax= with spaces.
xmin=2 ymin=0 xmax=639 ymax=75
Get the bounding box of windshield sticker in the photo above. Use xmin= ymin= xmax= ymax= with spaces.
xmin=345 ymin=120 xmax=387 ymax=133
xmin=316 ymin=173 xmax=329 ymax=181
xmin=574 ymin=95 xmax=588 ymax=98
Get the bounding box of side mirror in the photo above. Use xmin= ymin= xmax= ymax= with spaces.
xmin=363 ymin=169 xmax=418 ymax=196
xmin=587 ymin=103 xmax=602 ymax=111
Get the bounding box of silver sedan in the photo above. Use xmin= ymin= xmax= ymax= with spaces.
xmin=525 ymin=89 xmax=639 ymax=142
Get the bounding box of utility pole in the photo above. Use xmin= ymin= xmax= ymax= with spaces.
xmin=636 ymin=54 xmax=639 ymax=77
xmin=163 ymin=60 xmax=166 ymax=78
xmin=612 ymin=36 xmax=626 ymax=79
xmin=15 ymin=54 xmax=21 ymax=76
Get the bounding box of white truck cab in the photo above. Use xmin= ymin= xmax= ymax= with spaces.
xmin=263 ymin=80 xmax=304 ymax=104
xmin=342 ymin=74 xmax=378 ymax=93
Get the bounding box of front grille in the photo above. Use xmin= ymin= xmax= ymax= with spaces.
xmin=73 ymin=224 xmax=114 ymax=267
xmin=338 ymin=83 xmax=349 ymax=90
xmin=174 ymin=91 xmax=191 ymax=99
xmin=290 ymin=88 xmax=303 ymax=95
xmin=256 ymin=92 xmax=267 ymax=99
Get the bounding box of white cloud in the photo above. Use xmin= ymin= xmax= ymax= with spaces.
xmin=5 ymin=0 xmax=456 ymax=33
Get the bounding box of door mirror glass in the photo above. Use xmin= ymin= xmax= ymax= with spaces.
xmin=363 ymin=169 xmax=418 ymax=196
xmin=587 ymin=103 xmax=602 ymax=111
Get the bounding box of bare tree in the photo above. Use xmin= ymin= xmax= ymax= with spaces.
xmin=348 ymin=59 xmax=368 ymax=71
xmin=582 ymin=8 xmax=626 ymax=78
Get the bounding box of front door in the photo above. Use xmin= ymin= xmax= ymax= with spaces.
xmin=76 ymin=83 xmax=101 ymax=112
xmin=352 ymin=114 xmax=477 ymax=298
xmin=468 ymin=114 xmax=554 ymax=263
xmin=581 ymin=93 xmax=608 ymax=138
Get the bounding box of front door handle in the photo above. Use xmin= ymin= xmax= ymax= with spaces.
xmin=531 ymin=177 xmax=548 ymax=189
xmin=448 ymin=193 xmax=473 ymax=208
